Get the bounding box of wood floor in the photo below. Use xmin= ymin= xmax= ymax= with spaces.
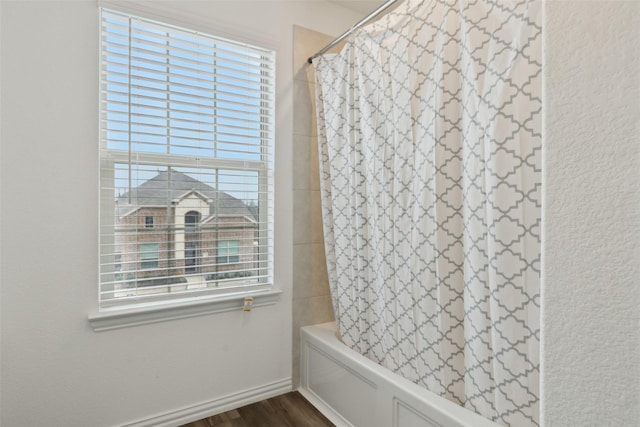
xmin=178 ymin=391 xmax=335 ymax=427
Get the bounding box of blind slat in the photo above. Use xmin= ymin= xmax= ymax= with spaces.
xmin=103 ymin=98 xmax=274 ymax=122
xmin=102 ymin=110 xmax=268 ymax=128
xmin=101 ymin=41 xmax=275 ymax=75
xmin=102 ymin=24 xmax=274 ymax=66
xmin=103 ymin=63 xmax=274 ymax=98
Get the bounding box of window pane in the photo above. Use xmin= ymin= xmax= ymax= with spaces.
xmin=216 ymin=240 xmax=240 ymax=264
xmin=140 ymin=243 xmax=159 ymax=269
xmin=228 ymin=240 xmax=240 ymax=263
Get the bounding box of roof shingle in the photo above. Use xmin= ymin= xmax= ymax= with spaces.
xmin=116 ymin=170 xmax=256 ymax=221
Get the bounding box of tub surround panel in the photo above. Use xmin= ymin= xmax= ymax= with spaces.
xmin=292 ymin=295 xmax=335 ymax=388
xmin=300 ymin=323 xmax=503 ymax=427
xmin=395 ymin=400 xmax=442 ymax=427
xmin=307 ymin=343 xmax=378 ymax=427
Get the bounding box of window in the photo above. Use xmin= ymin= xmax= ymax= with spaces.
xmin=185 ymin=211 xmax=200 ymax=232
xmin=99 ymin=9 xmax=274 ymax=310
xmin=217 ymin=240 xmax=240 ymax=264
xmin=140 ymin=243 xmax=159 ymax=269
xmin=185 ymin=242 xmax=199 ymax=274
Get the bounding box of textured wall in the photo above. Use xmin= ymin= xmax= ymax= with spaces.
xmin=0 ymin=1 xmax=362 ymax=426
xmin=543 ymin=2 xmax=639 ymax=426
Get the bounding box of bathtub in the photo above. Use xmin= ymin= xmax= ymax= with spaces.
xmin=299 ymin=322 xmax=503 ymax=427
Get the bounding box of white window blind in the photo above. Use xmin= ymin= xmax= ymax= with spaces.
xmin=99 ymin=9 xmax=275 ymax=309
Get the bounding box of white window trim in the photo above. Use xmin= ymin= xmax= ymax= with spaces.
xmin=92 ymin=7 xmax=279 ymax=328
xmin=89 ymin=289 xmax=282 ymax=332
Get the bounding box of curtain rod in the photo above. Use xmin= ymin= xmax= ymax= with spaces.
xmin=307 ymin=0 xmax=400 ymax=64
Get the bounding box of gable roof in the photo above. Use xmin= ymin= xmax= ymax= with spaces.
xmin=116 ymin=170 xmax=256 ymax=221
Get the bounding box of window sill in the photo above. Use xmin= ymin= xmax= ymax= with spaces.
xmin=88 ymin=289 xmax=282 ymax=332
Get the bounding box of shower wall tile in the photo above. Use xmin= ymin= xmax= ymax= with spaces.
xmin=309 ymin=189 xmax=324 ymax=243
xmin=292 ymin=134 xmax=310 ymax=189
xmin=293 ymin=25 xmax=333 ymax=84
xmin=308 ymin=136 xmax=320 ymax=191
xmin=292 ymin=190 xmax=310 ymax=244
xmin=293 ymin=25 xmax=348 ymax=84
xmin=292 ymin=242 xmax=330 ymax=300
xmin=293 ymin=295 xmax=334 ymax=330
xmin=293 ymin=79 xmax=317 ymax=136
xmin=293 ymin=189 xmax=324 ymax=244
xmin=292 ymin=25 xmax=335 ymax=389
xmin=293 ymin=134 xmax=320 ymax=191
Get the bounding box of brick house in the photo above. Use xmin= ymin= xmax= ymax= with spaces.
xmin=114 ymin=169 xmax=258 ymax=289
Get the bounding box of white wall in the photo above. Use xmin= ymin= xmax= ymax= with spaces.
xmin=543 ymin=1 xmax=639 ymax=426
xmin=3 ymin=1 xmax=639 ymax=426
xmin=0 ymin=1 xmax=361 ymax=426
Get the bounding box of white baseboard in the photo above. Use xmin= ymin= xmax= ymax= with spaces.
xmin=122 ymin=378 xmax=292 ymax=427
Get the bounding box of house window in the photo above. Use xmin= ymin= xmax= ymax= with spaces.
xmin=99 ymin=9 xmax=274 ymax=310
xmin=185 ymin=242 xmax=198 ymax=274
xmin=217 ymin=240 xmax=240 ymax=264
xmin=185 ymin=211 xmax=200 ymax=232
xmin=114 ymin=253 xmax=122 ymax=273
xmin=140 ymin=243 xmax=159 ymax=269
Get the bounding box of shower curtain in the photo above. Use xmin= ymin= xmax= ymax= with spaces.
xmin=312 ymin=1 xmax=541 ymax=426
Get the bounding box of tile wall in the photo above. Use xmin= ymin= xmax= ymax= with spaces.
xmin=291 ymin=25 xmax=337 ymax=388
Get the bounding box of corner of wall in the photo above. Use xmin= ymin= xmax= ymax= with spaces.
xmin=291 ymin=25 xmax=337 ymax=389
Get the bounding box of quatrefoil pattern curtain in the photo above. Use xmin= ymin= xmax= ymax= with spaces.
xmin=313 ymin=1 xmax=541 ymax=425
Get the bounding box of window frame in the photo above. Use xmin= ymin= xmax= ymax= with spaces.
xmin=95 ymin=7 xmax=277 ymax=324
xmin=217 ymin=240 xmax=240 ymax=264
xmin=140 ymin=243 xmax=160 ymax=269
